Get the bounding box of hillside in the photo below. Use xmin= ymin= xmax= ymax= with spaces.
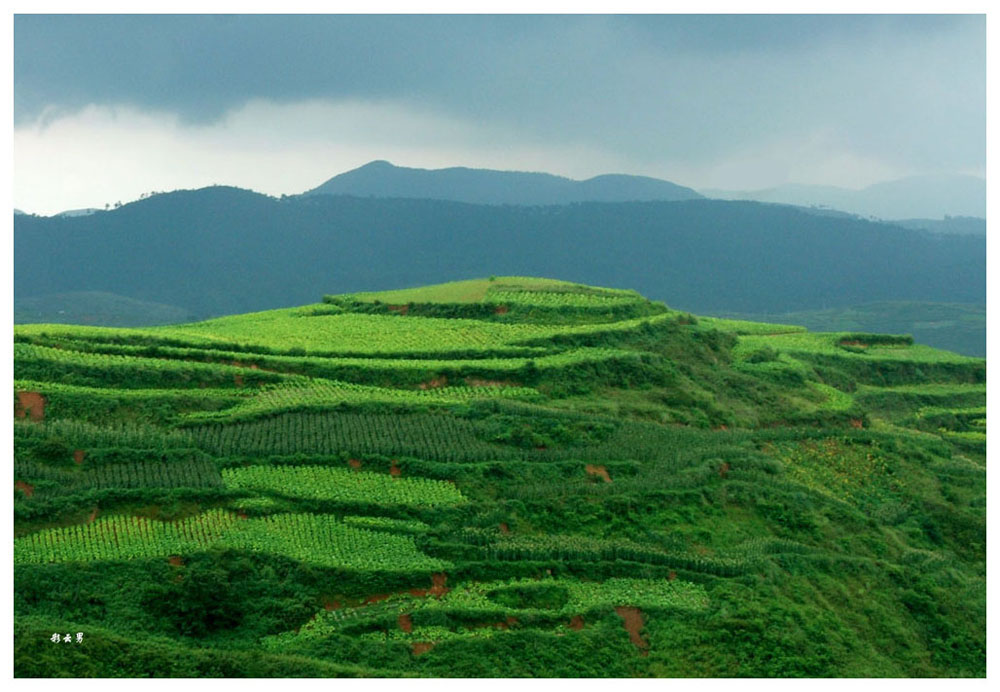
xmin=13 ymin=277 xmax=985 ymax=677
xmin=14 ymin=188 xmax=985 ymax=325
xmin=303 ymin=160 xmax=703 ymax=204
xmin=892 ymin=217 xmax=986 ymax=236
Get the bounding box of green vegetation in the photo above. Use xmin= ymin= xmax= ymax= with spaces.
xmin=13 ymin=277 xmax=985 ymax=677
xmin=221 ymin=466 xmax=467 ymax=508
xmin=15 ymin=510 xmax=448 ymax=572
xmin=712 ymin=301 xmax=986 ymax=357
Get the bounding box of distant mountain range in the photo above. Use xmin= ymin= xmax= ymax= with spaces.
xmin=15 ymin=186 xmax=984 ymax=323
xmin=19 ymin=163 xmax=985 ymax=223
xmin=303 ymin=160 xmax=703 ymax=205
xmin=702 ymin=174 xmax=986 ymax=221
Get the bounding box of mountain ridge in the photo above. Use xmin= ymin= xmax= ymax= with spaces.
xmin=303 ymin=160 xmax=703 ymax=205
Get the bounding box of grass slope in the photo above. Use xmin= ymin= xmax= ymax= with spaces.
xmin=13 ymin=277 xmax=985 ymax=678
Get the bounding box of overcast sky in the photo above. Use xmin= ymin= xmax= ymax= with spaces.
xmin=13 ymin=14 xmax=986 ymax=215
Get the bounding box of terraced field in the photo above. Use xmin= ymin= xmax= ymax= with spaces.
xmin=13 ymin=277 xmax=986 ymax=678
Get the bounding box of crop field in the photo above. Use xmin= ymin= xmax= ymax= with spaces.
xmin=15 ymin=510 xmax=448 ymax=571
xmin=265 ymin=576 xmax=711 ymax=652
xmin=13 ymin=278 xmax=986 ymax=677
xmin=182 ymin=380 xmax=544 ymax=423
xmin=221 ymin=465 xmax=467 ymax=507
xmin=735 ymin=331 xmax=982 ymax=364
xmin=342 ymin=276 xmax=642 ymax=305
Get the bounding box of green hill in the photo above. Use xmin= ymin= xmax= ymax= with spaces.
xmin=13 ymin=278 xmax=985 ymax=678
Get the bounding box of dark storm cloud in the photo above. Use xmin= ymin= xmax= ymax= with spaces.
xmin=14 ymin=14 xmax=982 ymax=121
xmin=13 ymin=13 xmax=986 ymax=202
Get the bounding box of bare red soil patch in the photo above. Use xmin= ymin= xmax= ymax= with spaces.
xmin=411 ymin=642 xmax=435 ymax=656
xmin=718 ymin=462 xmax=731 ymax=478
xmin=87 ymin=508 xmax=100 ymax=524
xmin=237 ymin=512 xmax=249 ymax=520
xmin=168 ymin=555 xmax=184 ymax=566
xmin=838 ymin=340 xmax=870 ymax=348
xmin=615 ymin=606 xmax=649 ymax=655
xmin=14 ymin=391 xmax=45 ymax=422
xmin=668 ymin=571 xmax=677 ymax=581
xmin=430 ymin=572 xmax=449 ymax=596
xmin=234 ymin=374 xmax=244 ymax=387
xmin=408 ymin=572 xmax=450 ymax=598
xmin=15 ymin=481 xmax=34 ymax=498
xmin=494 ymin=305 xmax=509 ymax=315
xmin=568 ymin=615 xmax=585 ymax=631
xmin=417 ymin=376 xmax=448 ymax=390
xmin=499 ymin=522 xmax=511 ymax=535
xmin=390 ymin=460 xmax=401 ymax=477
xmin=849 ymin=418 xmax=864 ymax=429
xmin=387 ymin=304 xmax=410 ymax=315
xmin=73 ymin=449 xmax=86 ymax=465
xmin=322 ymin=598 xmax=342 ymax=611
xmin=230 ymin=360 xmax=260 ymax=369
xmin=398 ymin=613 xmax=413 ymax=633
xmin=585 ymin=464 xmax=612 ymax=483
xmin=348 ymin=459 xmax=362 ymax=470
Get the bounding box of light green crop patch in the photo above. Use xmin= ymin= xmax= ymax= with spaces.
xmin=15 ymin=510 xmax=449 ymax=571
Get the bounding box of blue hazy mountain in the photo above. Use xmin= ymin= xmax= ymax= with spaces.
xmin=304 ymin=160 xmax=704 ymax=205
xmin=703 ymin=174 xmax=985 ymax=220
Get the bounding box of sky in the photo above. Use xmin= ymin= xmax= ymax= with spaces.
xmin=13 ymin=13 xmax=987 ymax=215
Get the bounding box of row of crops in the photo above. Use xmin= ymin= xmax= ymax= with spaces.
xmin=486 ymin=534 xmax=748 ymax=576
xmin=184 ymin=409 xmax=699 ymax=463
xmin=480 ymin=289 xmax=643 ymax=308
xmin=14 ymin=510 xmax=449 ymax=571
xmin=181 ymin=380 xmax=543 ymax=423
xmin=15 ymin=458 xmax=222 ymax=495
xmin=221 ymin=465 xmax=467 ymax=508
xmin=14 ymin=342 xmax=287 ymax=389
xmin=14 ymin=418 xmax=197 ymax=450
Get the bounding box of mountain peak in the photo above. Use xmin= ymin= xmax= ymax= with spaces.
xmin=358 ymin=159 xmax=396 ymax=169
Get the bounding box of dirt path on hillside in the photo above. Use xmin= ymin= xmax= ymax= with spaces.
xmin=615 ymin=606 xmax=649 ymax=655
xmin=585 ymin=464 xmax=612 ymax=482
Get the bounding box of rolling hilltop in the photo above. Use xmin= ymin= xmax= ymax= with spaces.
xmin=14 ymin=277 xmax=985 ymax=677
